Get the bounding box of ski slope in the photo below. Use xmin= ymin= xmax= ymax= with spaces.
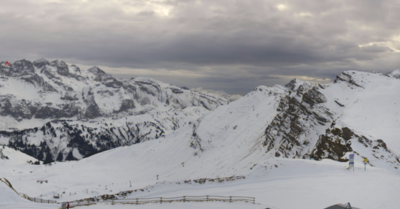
xmin=1 ymin=70 xmax=400 ymax=209
xmin=2 ymin=152 xmax=400 ymax=209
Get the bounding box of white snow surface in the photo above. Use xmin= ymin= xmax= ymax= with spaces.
xmin=1 ymin=70 xmax=400 ymax=208
xmin=2 ymin=147 xmax=399 ymax=209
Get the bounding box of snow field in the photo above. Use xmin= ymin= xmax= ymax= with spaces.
xmin=1 ymin=70 xmax=400 ymax=208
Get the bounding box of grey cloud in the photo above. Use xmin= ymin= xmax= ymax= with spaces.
xmin=0 ymin=0 xmax=399 ymax=94
xmin=360 ymin=45 xmax=393 ymax=53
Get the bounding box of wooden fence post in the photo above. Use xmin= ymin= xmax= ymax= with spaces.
xmin=230 ymin=196 xmax=232 ymax=202
xmin=136 ymin=198 xmax=138 ymax=205
xmin=183 ymin=196 xmax=186 ymax=202
xmin=206 ymin=195 xmax=209 ymax=201
xmin=160 ymin=197 xmax=162 ymax=204
xmin=253 ymin=197 xmax=255 ymax=204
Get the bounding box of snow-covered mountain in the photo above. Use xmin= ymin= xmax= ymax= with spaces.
xmin=192 ymin=70 xmax=400 ymax=171
xmin=1 ymin=70 xmax=400 ymax=209
xmin=0 ymin=59 xmax=228 ymax=122
xmin=0 ymin=59 xmax=232 ymax=162
xmin=1 ymin=62 xmax=399 ymax=171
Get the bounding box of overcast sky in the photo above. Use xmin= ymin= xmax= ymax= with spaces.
xmin=1 ymin=0 xmax=399 ymax=95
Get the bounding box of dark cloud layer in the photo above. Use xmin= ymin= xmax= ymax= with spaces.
xmin=0 ymin=0 xmax=399 ymax=94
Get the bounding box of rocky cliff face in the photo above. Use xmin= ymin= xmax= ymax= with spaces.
xmin=263 ymin=81 xmax=332 ymax=159
xmin=260 ymin=71 xmax=400 ymax=169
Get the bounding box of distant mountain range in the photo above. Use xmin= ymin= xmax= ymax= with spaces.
xmin=0 ymin=59 xmax=234 ymax=162
xmin=1 ymin=59 xmax=399 ymax=171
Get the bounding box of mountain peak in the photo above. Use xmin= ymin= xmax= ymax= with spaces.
xmin=13 ymin=59 xmax=31 ymax=64
xmin=285 ymin=78 xmax=310 ymax=91
xmin=50 ymin=59 xmax=67 ymax=68
xmin=10 ymin=59 xmax=35 ymax=75
xmin=87 ymin=66 xmax=106 ymax=75
xmin=33 ymin=58 xmax=51 ymax=69
xmin=33 ymin=58 xmax=49 ymax=63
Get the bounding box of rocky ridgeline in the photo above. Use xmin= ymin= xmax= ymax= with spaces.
xmin=263 ymin=79 xmax=333 ymax=159
xmin=260 ymin=71 xmax=400 ymax=169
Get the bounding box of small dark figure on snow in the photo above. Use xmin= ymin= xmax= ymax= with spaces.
xmin=66 ymin=202 xmax=70 ymax=209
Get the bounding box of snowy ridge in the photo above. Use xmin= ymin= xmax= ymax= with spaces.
xmin=189 ymin=70 xmax=400 ymax=172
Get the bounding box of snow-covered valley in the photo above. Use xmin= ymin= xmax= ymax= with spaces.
xmin=1 ymin=66 xmax=400 ymax=209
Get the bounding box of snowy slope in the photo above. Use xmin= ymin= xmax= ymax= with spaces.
xmin=1 ymin=70 xmax=400 ymax=209
xmin=0 ymin=146 xmax=40 ymax=165
xmin=323 ymin=71 xmax=400 ymax=153
xmin=0 ymin=180 xmax=30 ymax=205
xmin=1 ymin=139 xmax=399 ymax=209
xmin=0 ymin=148 xmax=54 ymax=209
xmin=0 ymin=180 xmax=55 ymax=209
